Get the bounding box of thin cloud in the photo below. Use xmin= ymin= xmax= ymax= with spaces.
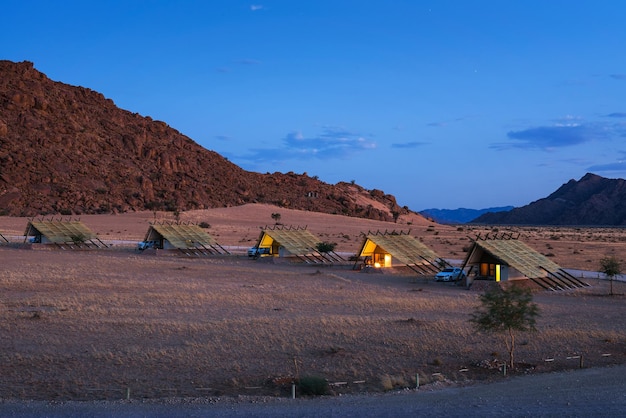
xmin=607 ymin=112 xmax=626 ymax=118
xmin=215 ymin=135 xmax=232 ymax=141
xmin=610 ymin=74 xmax=626 ymax=80
xmin=588 ymin=161 xmax=626 ymax=172
xmin=426 ymin=116 xmax=470 ymax=128
xmin=235 ymin=59 xmax=262 ymax=65
xmin=493 ymin=118 xmax=626 ymax=151
xmin=250 ymin=5 xmax=264 ymax=11
xmin=391 ymin=141 xmax=428 ymax=149
xmin=506 ymin=125 xmax=590 ymax=148
xmin=240 ymin=127 xmax=376 ymax=163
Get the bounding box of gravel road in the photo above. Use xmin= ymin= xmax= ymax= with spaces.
xmin=1 ymin=365 xmax=624 ymax=417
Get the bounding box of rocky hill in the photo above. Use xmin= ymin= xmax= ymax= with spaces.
xmin=472 ymin=173 xmax=626 ymax=225
xmin=0 ymin=60 xmax=410 ymax=220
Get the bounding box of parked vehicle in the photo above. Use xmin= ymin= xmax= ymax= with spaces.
xmin=137 ymin=240 xmax=160 ymax=250
xmin=247 ymin=246 xmax=271 ymax=257
xmin=435 ymin=267 xmax=465 ymax=282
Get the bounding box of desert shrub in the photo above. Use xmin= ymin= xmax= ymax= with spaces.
xmin=380 ymin=374 xmax=393 ymax=391
xmin=316 ymin=241 xmax=337 ymax=253
xmin=199 ymin=222 xmax=211 ymax=229
xmin=297 ymin=375 xmax=329 ymax=396
xmin=69 ymin=233 xmax=86 ymax=245
xmin=379 ymin=374 xmax=408 ymax=391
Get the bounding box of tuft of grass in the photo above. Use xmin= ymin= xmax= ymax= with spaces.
xmin=379 ymin=374 xmax=408 ymax=391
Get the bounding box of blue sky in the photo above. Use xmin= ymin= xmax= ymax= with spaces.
xmin=4 ymin=1 xmax=626 ymax=210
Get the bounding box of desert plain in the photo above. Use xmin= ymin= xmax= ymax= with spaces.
xmin=0 ymin=203 xmax=624 ymax=401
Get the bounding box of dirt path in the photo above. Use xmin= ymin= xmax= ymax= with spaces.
xmin=1 ymin=365 xmax=624 ymax=417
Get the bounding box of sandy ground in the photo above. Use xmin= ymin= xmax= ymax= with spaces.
xmin=0 ymin=204 xmax=624 ymax=411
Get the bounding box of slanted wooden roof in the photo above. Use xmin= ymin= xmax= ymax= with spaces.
xmin=256 ymin=226 xmax=343 ymax=263
xmin=260 ymin=227 xmax=320 ymax=255
xmin=25 ymin=220 xmax=96 ymax=243
xmin=357 ymin=231 xmax=441 ymax=274
xmin=145 ymin=223 xmax=227 ymax=253
xmin=361 ymin=233 xmax=439 ymax=265
xmin=466 ymin=237 xmax=561 ymax=279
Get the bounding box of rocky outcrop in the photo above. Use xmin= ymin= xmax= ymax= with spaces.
xmin=0 ymin=60 xmax=410 ymax=221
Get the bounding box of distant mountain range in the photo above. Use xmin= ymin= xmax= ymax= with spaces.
xmin=419 ymin=206 xmax=514 ymax=224
xmin=471 ymin=173 xmax=626 ymax=226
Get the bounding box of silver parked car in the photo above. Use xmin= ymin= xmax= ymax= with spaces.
xmin=435 ymin=267 xmax=465 ymax=282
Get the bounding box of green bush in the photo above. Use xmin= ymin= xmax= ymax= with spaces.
xmin=297 ymin=375 xmax=329 ymax=396
xmin=316 ymin=241 xmax=337 ymax=253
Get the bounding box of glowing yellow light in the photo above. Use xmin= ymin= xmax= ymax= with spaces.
xmin=374 ymin=262 xmax=381 ymax=268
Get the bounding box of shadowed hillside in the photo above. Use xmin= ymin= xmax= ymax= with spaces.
xmin=472 ymin=173 xmax=626 ymax=225
xmin=0 ymin=60 xmax=412 ymax=221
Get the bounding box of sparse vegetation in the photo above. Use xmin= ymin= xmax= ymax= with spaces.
xmin=271 ymin=212 xmax=282 ymax=224
xmin=297 ymin=375 xmax=329 ymax=396
xmin=315 ymin=241 xmax=337 ymax=253
xmin=600 ymin=256 xmax=621 ymax=296
xmin=69 ymin=233 xmax=87 ymax=245
xmin=470 ymin=285 xmax=539 ymax=369
xmin=0 ymin=211 xmax=625 ymax=402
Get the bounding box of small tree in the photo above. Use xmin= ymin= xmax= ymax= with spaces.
xmin=600 ymin=256 xmax=621 ymax=296
xmin=470 ymin=285 xmax=539 ymax=369
xmin=271 ymin=212 xmax=282 ymax=224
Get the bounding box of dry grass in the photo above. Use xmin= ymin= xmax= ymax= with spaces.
xmin=0 ymin=207 xmax=624 ymax=400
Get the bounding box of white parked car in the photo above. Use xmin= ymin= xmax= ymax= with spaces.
xmin=435 ymin=267 xmax=465 ymax=282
